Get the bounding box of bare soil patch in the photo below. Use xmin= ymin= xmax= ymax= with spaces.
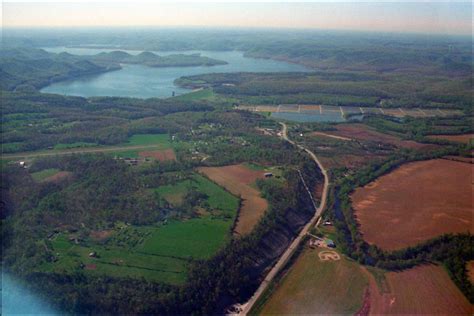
xmin=138 ymin=149 xmax=176 ymax=161
xmin=90 ymin=230 xmax=114 ymax=241
xmin=43 ymin=171 xmax=73 ymax=183
xmin=352 ymin=159 xmax=473 ymax=250
xmin=364 ymin=265 xmax=471 ymax=315
xmin=427 ymin=134 xmax=473 ymax=144
xmin=198 ymin=164 xmax=268 ymax=235
xmin=311 ymin=131 xmax=352 ymax=141
xmin=84 ymin=264 xmax=97 ymax=270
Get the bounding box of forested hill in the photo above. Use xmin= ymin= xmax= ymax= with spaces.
xmin=0 ymin=48 xmax=116 ymax=91
xmin=0 ymin=48 xmax=227 ymax=91
xmin=4 ymin=28 xmax=472 ymax=76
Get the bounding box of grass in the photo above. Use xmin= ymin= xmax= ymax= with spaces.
xmin=54 ymin=142 xmax=98 ymax=150
xmin=140 ymin=217 xmax=233 ymax=260
xmin=111 ymin=134 xmax=174 ymax=158
xmin=39 ymin=172 xmax=239 ymax=284
xmin=30 ymin=168 xmax=60 ymax=182
xmin=42 ymin=233 xmax=187 ymax=284
xmin=154 ymin=173 xmax=239 ymax=214
xmin=126 ymin=134 xmax=171 ymax=147
xmin=254 ymin=247 xmax=368 ymax=315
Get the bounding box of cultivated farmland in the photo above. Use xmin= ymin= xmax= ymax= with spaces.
xmin=138 ymin=148 xmax=176 ymax=161
xmin=198 ymin=164 xmax=268 ymax=236
xmin=427 ymin=133 xmax=473 ymax=144
xmin=323 ymin=123 xmax=429 ymax=149
xmin=352 ymin=159 xmax=473 ymax=250
xmin=364 ymin=265 xmax=472 ymax=315
xmin=256 ymin=247 xmax=368 ymax=315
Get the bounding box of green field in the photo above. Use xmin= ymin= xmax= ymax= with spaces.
xmin=253 ymin=247 xmax=368 ymax=315
xmin=42 ymin=232 xmax=188 ymax=284
xmin=54 ymin=142 xmax=98 ymax=150
xmin=39 ymin=172 xmax=239 ymax=284
xmin=126 ymin=134 xmax=172 ymax=147
xmin=30 ymin=168 xmax=60 ymax=182
xmin=140 ymin=217 xmax=234 ymax=260
xmin=155 ymin=173 xmax=239 ymax=214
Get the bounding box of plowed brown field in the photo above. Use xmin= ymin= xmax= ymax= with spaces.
xmin=138 ymin=149 xmax=176 ymax=161
xmin=364 ymin=265 xmax=472 ymax=315
xmin=352 ymin=159 xmax=473 ymax=250
xmin=198 ymin=164 xmax=267 ymax=235
xmin=427 ymin=134 xmax=473 ymax=144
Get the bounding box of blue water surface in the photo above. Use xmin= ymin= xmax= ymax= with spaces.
xmin=41 ymin=47 xmax=309 ymax=99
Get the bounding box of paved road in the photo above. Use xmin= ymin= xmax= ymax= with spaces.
xmin=237 ymin=122 xmax=329 ymax=315
xmin=1 ymin=144 xmax=165 ymax=160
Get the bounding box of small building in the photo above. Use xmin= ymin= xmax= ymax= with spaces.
xmin=19 ymin=161 xmax=26 ymax=168
xmin=264 ymin=172 xmax=273 ymax=178
xmin=325 ymin=239 xmax=336 ymax=248
xmin=323 ymin=220 xmax=333 ymax=226
xmin=88 ymin=252 xmax=97 ymax=258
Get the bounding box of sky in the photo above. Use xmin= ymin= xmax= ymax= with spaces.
xmin=1 ymin=1 xmax=472 ymax=35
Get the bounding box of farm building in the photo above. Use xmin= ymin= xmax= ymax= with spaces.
xmin=264 ymin=172 xmax=273 ymax=178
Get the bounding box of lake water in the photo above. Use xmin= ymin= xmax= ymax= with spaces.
xmin=41 ymin=47 xmax=309 ymax=99
xmin=271 ymin=112 xmax=347 ymax=123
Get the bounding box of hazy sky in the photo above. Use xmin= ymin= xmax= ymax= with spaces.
xmin=2 ymin=1 xmax=472 ymax=35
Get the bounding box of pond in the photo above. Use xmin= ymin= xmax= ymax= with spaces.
xmin=40 ymin=47 xmax=309 ymax=99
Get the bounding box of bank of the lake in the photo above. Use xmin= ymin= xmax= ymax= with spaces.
xmin=41 ymin=48 xmax=309 ymax=98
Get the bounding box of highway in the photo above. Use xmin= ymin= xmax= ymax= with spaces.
xmin=236 ymin=122 xmax=329 ymax=315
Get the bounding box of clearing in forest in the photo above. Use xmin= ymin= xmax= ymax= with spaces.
xmin=363 ymin=265 xmax=472 ymax=315
xmin=256 ymin=247 xmax=368 ymax=315
xmin=198 ymin=164 xmax=268 ymax=236
xmin=138 ymin=148 xmax=176 ymax=161
xmin=352 ymin=159 xmax=473 ymax=250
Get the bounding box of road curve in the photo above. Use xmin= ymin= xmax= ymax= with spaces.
xmin=237 ymin=122 xmax=329 ymax=315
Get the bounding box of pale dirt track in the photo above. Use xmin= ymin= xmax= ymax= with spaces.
xmin=237 ymin=122 xmax=329 ymax=315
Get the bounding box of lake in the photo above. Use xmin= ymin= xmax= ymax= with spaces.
xmin=41 ymin=47 xmax=309 ymax=99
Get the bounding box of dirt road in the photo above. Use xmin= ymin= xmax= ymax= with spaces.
xmin=1 ymin=144 xmax=165 ymax=160
xmin=236 ymin=122 xmax=329 ymax=315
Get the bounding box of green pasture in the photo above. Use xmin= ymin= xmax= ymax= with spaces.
xmin=30 ymin=168 xmax=60 ymax=182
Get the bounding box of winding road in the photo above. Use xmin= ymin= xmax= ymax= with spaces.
xmin=236 ymin=123 xmax=329 ymax=315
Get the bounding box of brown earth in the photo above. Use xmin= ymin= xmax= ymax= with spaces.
xmin=89 ymin=230 xmax=114 ymax=241
xmin=352 ymin=159 xmax=473 ymax=250
xmin=467 ymin=261 xmax=474 ymax=284
xmin=138 ymin=149 xmax=176 ymax=161
xmin=44 ymin=171 xmax=73 ymax=183
xmin=364 ymin=265 xmax=472 ymax=315
xmin=329 ymin=124 xmax=431 ymax=149
xmin=198 ymin=164 xmax=268 ymax=236
xmin=427 ymin=134 xmax=473 ymax=144
xmin=84 ymin=264 xmax=97 ymax=270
